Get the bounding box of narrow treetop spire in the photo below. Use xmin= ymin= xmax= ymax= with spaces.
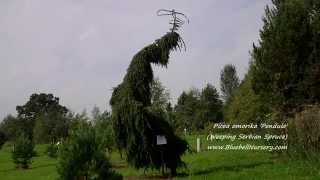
xmin=157 ymin=9 xmax=189 ymax=32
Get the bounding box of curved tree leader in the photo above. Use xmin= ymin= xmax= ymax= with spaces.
xmin=110 ymin=9 xmax=189 ymax=176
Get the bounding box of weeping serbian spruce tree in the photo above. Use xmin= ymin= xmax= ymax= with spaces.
xmin=110 ymin=10 xmax=189 ymax=176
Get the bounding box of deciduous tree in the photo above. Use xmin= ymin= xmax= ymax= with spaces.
xmin=16 ymin=93 xmax=69 ymax=141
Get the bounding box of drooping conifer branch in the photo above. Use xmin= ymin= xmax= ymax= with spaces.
xmin=110 ymin=10 xmax=189 ymax=176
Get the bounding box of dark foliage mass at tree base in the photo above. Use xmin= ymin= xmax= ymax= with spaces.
xmin=0 ymin=131 xmax=6 ymax=149
xmin=110 ymin=31 xmax=188 ymax=176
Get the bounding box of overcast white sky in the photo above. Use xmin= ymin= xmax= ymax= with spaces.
xmin=0 ymin=0 xmax=270 ymax=119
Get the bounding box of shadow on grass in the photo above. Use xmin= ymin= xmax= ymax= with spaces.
xmin=0 ymin=163 xmax=56 ymax=173
xmin=126 ymin=175 xmax=172 ymax=180
xmin=31 ymin=163 xmax=56 ymax=169
xmin=177 ymin=161 xmax=273 ymax=177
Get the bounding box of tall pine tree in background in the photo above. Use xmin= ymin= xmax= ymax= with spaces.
xmin=174 ymin=89 xmax=200 ymax=131
xmin=198 ymin=84 xmax=223 ymax=124
xmin=174 ymin=85 xmax=223 ymax=131
xmin=252 ymin=0 xmax=320 ymax=115
xmin=223 ymin=66 xmax=271 ymax=124
xmin=220 ymin=64 xmax=240 ymax=102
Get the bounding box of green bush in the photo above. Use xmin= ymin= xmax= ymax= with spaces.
xmin=46 ymin=143 xmax=59 ymax=158
xmin=288 ymin=105 xmax=320 ymax=161
xmin=12 ymin=133 xmax=36 ymax=169
xmin=57 ymin=123 xmax=122 ymax=180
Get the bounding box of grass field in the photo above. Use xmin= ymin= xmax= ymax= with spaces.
xmin=0 ymin=136 xmax=319 ymax=179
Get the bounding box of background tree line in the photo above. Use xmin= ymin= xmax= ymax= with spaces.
xmin=0 ymin=73 xmax=235 ymax=147
xmin=224 ymin=0 xmax=320 ymax=161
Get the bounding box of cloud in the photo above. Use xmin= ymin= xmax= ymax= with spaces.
xmin=0 ymin=0 xmax=270 ymax=119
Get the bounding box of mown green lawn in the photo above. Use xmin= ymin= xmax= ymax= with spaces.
xmin=0 ymin=136 xmax=319 ymax=179
xmin=0 ymin=144 xmax=58 ymax=180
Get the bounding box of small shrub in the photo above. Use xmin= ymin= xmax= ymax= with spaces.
xmin=46 ymin=143 xmax=59 ymax=158
xmin=57 ymin=123 xmax=122 ymax=180
xmin=0 ymin=131 xmax=6 ymax=149
xmin=12 ymin=133 xmax=36 ymax=169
